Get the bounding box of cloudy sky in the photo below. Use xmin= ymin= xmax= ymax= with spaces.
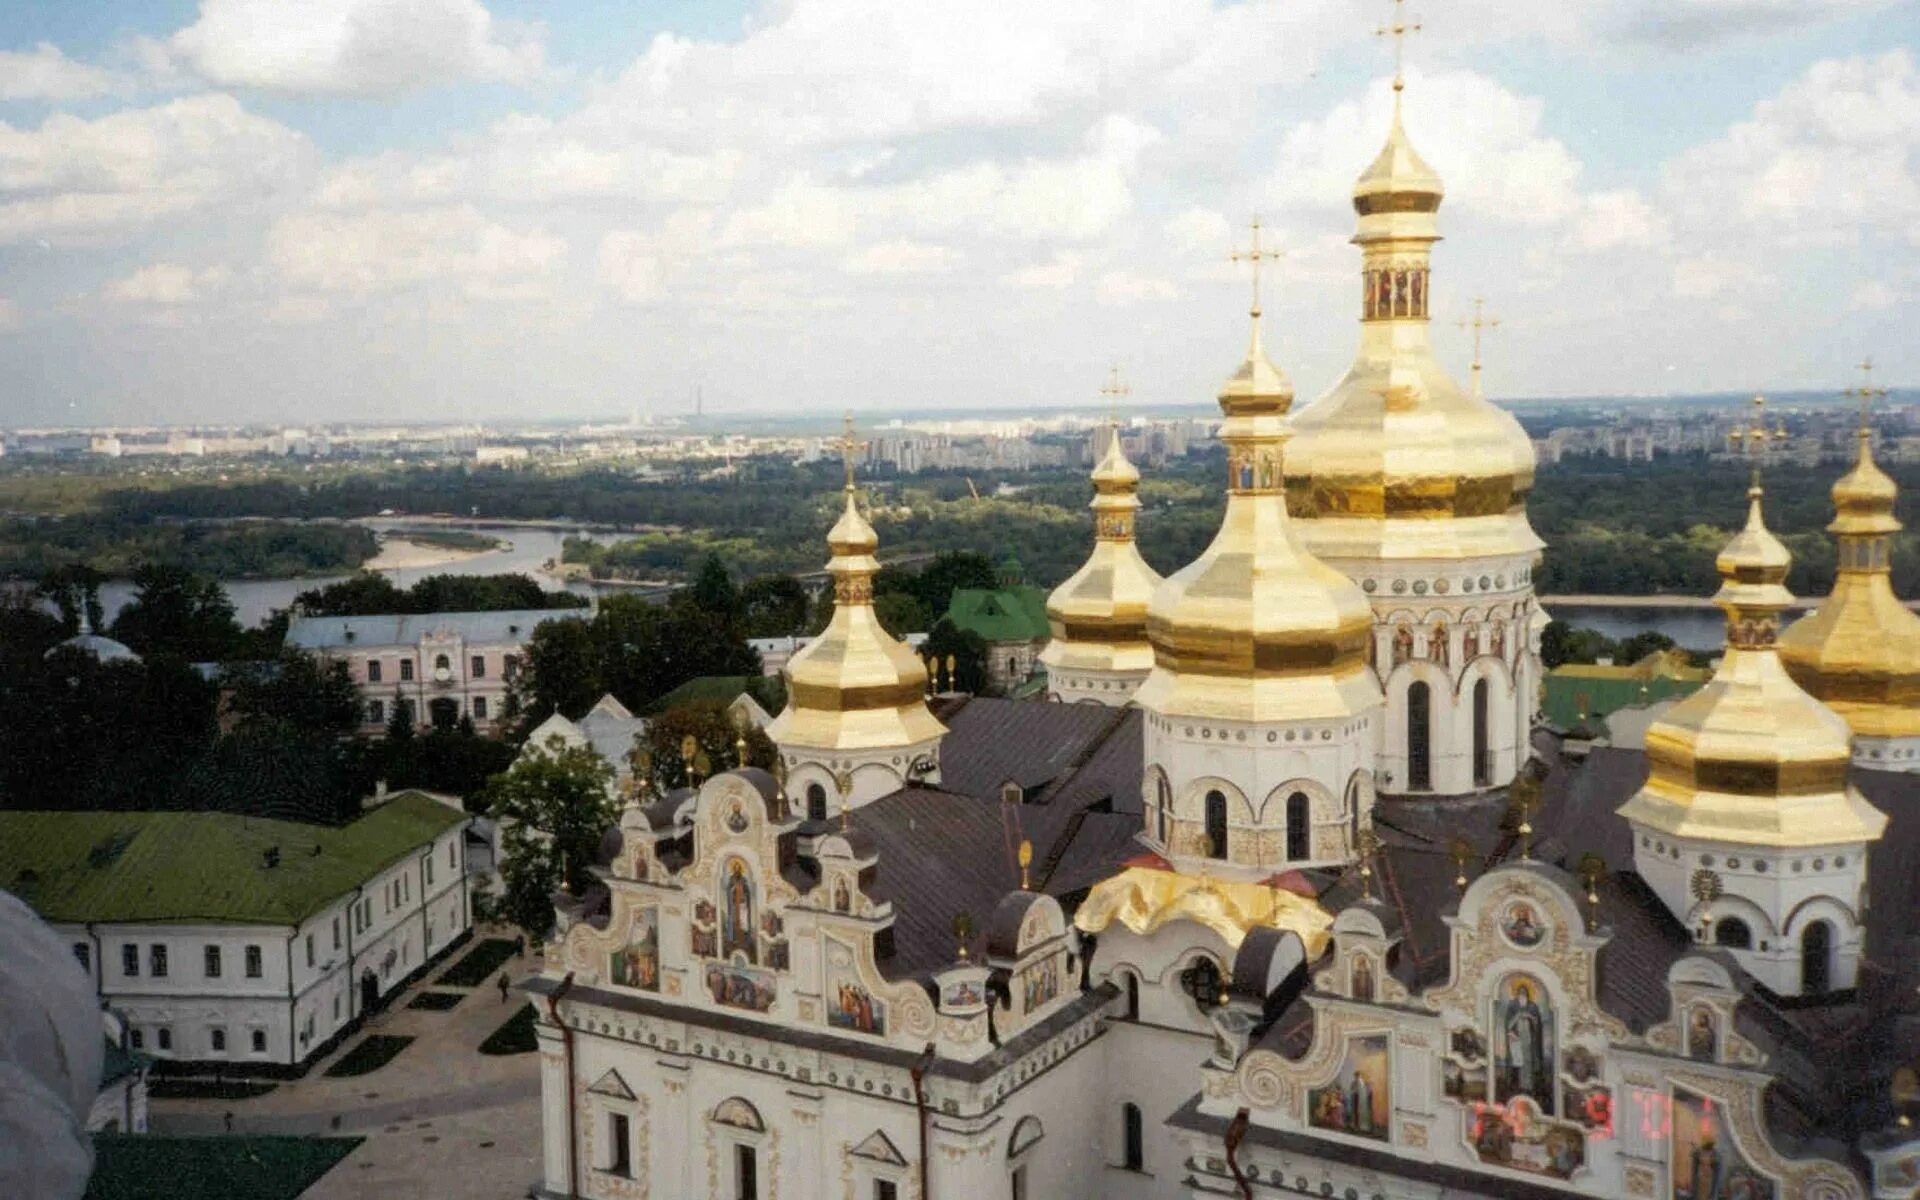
xmin=1 ymin=0 xmax=1916 ymax=426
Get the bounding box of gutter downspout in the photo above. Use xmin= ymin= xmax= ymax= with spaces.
xmin=1224 ymin=1107 xmax=1252 ymax=1200
xmin=910 ymin=1043 xmax=937 ymax=1200
xmin=542 ymin=973 xmax=579 ymax=1200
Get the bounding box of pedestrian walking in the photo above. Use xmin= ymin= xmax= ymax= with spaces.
xmin=498 ymin=972 xmax=510 ymax=1004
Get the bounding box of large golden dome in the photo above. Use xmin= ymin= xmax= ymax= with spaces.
xmin=767 ymin=488 xmax=946 ymax=751
xmin=1779 ymin=427 xmax=1920 ymax=740
xmin=1283 ymin=107 xmax=1540 ymax=562
xmin=1040 ymin=428 xmax=1163 ymax=678
xmin=1134 ymin=314 xmax=1381 ymax=724
xmin=1620 ymin=485 xmax=1884 ymax=847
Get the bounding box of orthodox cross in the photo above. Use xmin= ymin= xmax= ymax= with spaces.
xmin=1230 ymin=217 xmax=1282 ymax=319
xmin=1100 ymin=364 xmax=1129 ymax=440
xmin=1355 ymin=827 xmax=1383 ymax=900
xmin=1576 ymin=852 xmax=1607 ymax=933
xmin=1376 ymin=0 xmax=1422 ymax=95
xmin=1018 ymin=839 xmax=1034 ymax=891
xmin=1458 ymin=297 xmax=1500 ymax=386
xmin=1509 ymin=774 xmax=1541 ymax=860
xmin=1846 ymin=357 xmax=1888 ymax=433
xmin=1448 ymin=837 xmax=1473 ymax=895
xmin=830 ymin=410 xmax=868 ymax=492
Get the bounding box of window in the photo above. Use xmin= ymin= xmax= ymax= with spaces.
xmin=875 ymin=1183 xmax=898 ymax=1200
xmin=333 ymin=994 xmax=341 ymax=1021
xmin=807 ymin=783 xmax=828 ymax=822
xmin=1124 ymin=973 xmax=1139 ymax=1021
xmin=471 ymin=655 xmax=486 ymax=678
xmin=205 ymin=945 xmax=222 ymax=978
xmin=368 ymin=660 xmax=383 ymax=683
xmin=504 ymin=654 xmax=522 ymax=681
xmin=1407 ymin=681 xmax=1433 ymax=791
xmin=448 ymin=840 xmax=456 ymax=868
xmin=129 ymin=1029 xmax=144 ymax=1050
xmin=1285 ymin=792 xmax=1310 ymax=862
xmin=609 ymin=1113 xmax=632 ymax=1176
xmin=400 ymin=659 xmax=414 ymax=682
xmin=122 ymin=944 xmax=139 ymax=977
xmin=306 ymin=934 xmax=315 ymax=968
xmin=251 ymin=1029 xmax=267 ymax=1053
xmin=434 ymin=653 xmax=451 ymax=673
xmin=210 ymin=1028 xmax=227 ymax=1053
xmin=1011 ymin=1165 xmax=1027 ymax=1200
xmin=1803 ymin=921 xmax=1833 ymax=994
xmin=1472 ymin=678 xmax=1491 ymax=787
xmin=425 ymin=854 xmax=435 ymax=887
xmin=156 ymin=1027 xmax=172 ymax=1052
xmin=368 ymin=699 xmax=385 ymax=724
xmin=73 ymin=943 xmax=90 ymax=972
xmin=1204 ymin=790 xmax=1229 ymax=860
xmin=245 ymin=945 xmax=262 ymax=979
xmin=736 ymin=1145 xmax=758 ymax=1200
xmin=1717 ymin=917 xmax=1753 ymax=950
xmin=332 ymin=917 xmax=341 ymax=950
xmin=150 ymin=944 xmax=168 ymax=978
xmin=472 ymin=696 xmax=488 ymax=720
xmin=1122 ymin=1102 xmax=1144 ymax=1171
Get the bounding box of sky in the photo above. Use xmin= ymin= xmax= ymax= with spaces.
xmin=0 ymin=0 xmax=1917 ymax=427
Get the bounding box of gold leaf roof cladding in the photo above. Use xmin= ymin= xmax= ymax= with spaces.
xmin=767 ymin=488 xmax=946 ymax=752
xmin=1779 ymin=427 xmax=1920 ymax=738
xmin=1041 ymin=429 xmax=1164 ymax=675
xmin=1283 ymin=106 xmax=1541 ymax=562
xmin=1619 ymin=486 xmax=1886 ymax=848
xmin=1073 ymin=864 xmax=1334 ymax=957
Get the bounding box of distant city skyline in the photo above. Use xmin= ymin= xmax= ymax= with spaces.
xmin=1 ymin=0 xmax=1917 ymax=425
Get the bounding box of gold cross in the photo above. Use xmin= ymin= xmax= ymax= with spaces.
xmin=1458 ymin=297 xmax=1500 ymax=371
xmin=1229 ymin=217 xmax=1282 ymax=318
xmin=1730 ymin=395 xmax=1786 ymax=469
xmin=1846 ymin=357 xmax=1889 ymax=433
xmin=1376 ymin=0 xmax=1422 ymax=94
xmin=830 ymin=410 xmax=868 ymax=492
xmin=1099 ymin=363 xmax=1129 ymax=407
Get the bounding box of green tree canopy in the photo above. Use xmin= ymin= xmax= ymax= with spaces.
xmin=642 ymin=699 xmax=774 ymax=794
xmin=480 ymin=737 xmax=617 ymax=942
xmin=111 ymin=564 xmax=242 ymax=662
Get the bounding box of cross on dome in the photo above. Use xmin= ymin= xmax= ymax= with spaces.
xmin=830 ymin=410 xmax=869 ymax=492
xmin=1375 ymin=0 xmax=1422 ymax=98
xmin=1229 ymin=217 xmax=1282 ymax=320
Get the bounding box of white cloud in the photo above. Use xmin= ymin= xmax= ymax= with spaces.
xmin=0 ymin=298 xmax=19 ymax=331
xmin=1849 ymin=279 xmax=1909 ymax=311
xmin=104 ymin=263 xmax=233 ymax=304
xmin=168 ymin=0 xmax=544 ymax=96
xmin=1601 ymin=0 xmax=1895 ymax=48
xmin=1571 ymin=189 xmax=1670 ymax=251
xmin=267 ymin=205 xmax=564 ymax=295
xmin=0 ymin=43 xmax=132 ymax=101
xmin=0 ymin=95 xmax=311 ymax=246
xmin=1096 ymin=270 xmax=1179 ymax=306
xmin=1001 ymin=251 xmax=1088 ymax=290
xmin=841 ymin=240 xmax=962 ymax=276
xmin=1671 ymin=255 xmax=1747 ymax=299
xmin=1163 ymin=207 xmax=1232 ymax=255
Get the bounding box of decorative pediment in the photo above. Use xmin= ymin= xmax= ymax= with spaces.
xmin=1645 ymin=955 xmax=1762 ymax=1067
xmin=588 ymin=1068 xmax=635 ymax=1100
xmin=850 ymin=1130 xmax=907 ymax=1166
xmin=989 ymin=891 xmax=1078 ymax=1041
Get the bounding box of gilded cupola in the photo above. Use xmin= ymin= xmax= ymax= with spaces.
xmin=1039 ymin=410 xmax=1164 ymax=699
xmin=767 ymin=422 xmax=946 ymax=757
xmin=1619 ymin=482 xmax=1885 ymax=847
xmin=1133 ymin=246 xmax=1382 ymax=725
xmin=1779 ymin=372 xmax=1920 ymax=749
xmin=1282 ymin=82 xmax=1541 ymax=562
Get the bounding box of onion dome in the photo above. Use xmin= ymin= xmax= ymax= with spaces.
xmin=1133 ymin=308 xmax=1381 ymax=723
xmin=1620 ymin=485 xmax=1885 ymax=847
xmin=1039 ymin=428 xmax=1163 ymax=680
xmin=766 ymin=488 xmax=945 ymax=752
xmin=45 ymin=612 xmax=140 ymax=665
xmin=1779 ymin=427 xmax=1920 ymax=741
xmin=1283 ymin=104 xmax=1540 ymax=561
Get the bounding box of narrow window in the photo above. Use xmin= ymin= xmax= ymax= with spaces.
xmin=205 ymin=945 xmax=222 ymax=978
xmin=1407 ymin=681 xmax=1432 ymax=791
xmin=875 ymin=1183 xmax=899 ymax=1200
xmin=806 ymin=783 xmax=828 ymax=823
xmin=1123 ymin=1102 xmax=1144 ymax=1171
xmin=368 ymin=660 xmax=382 ymax=683
xmin=245 ymin=945 xmax=263 ymax=979
xmin=1204 ymin=790 xmax=1229 ymax=860
xmin=1124 ymin=973 xmax=1139 ymax=1021
xmin=1011 ymin=1165 xmax=1027 ymax=1200
xmin=130 ymin=1029 xmax=144 ymax=1050
xmin=73 ymin=943 xmax=91 ymax=972
xmin=305 ymin=934 xmax=315 ymax=968
xmin=610 ymin=1113 xmax=632 ymax=1176
xmin=736 ymin=1145 xmax=758 ymax=1200
xmin=123 ymin=944 xmax=139 ymax=977
xmin=472 ymin=696 xmax=488 ymax=720
xmin=150 ymin=944 xmax=168 ymax=978
xmin=251 ymin=1029 xmax=266 ymax=1053
xmin=156 ymin=1027 xmax=172 ymax=1052
xmin=400 ymin=659 xmax=414 ymax=682
xmin=1285 ymin=792 xmax=1310 ymax=861
xmin=332 ymin=917 xmax=341 ymax=950
xmin=210 ymin=1028 xmax=226 ymax=1053
xmin=471 ymin=654 xmax=486 ymax=678
xmin=1472 ymin=678 xmax=1491 ymax=787
xmin=1803 ymin=921 xmax=1833 ymax=994
xmin=368 ymin=699 xmax=384 ymax=724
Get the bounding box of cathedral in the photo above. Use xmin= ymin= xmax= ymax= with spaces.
xmin=524 ymin=40 xmax=1920 ymax=1200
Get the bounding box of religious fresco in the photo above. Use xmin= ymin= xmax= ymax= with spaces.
xmin=825 ymin=941 xmax=887 ymax=1036
xmin=832 ymin=877 xmax=852 ymax=913
xmin=1393 ymin=624 xmax=1415 ymax=667
xmin=1672 ymin=1087 xmax=1777 ymax=1200
xmin=1501 ymin=901 xmax=1546 ymax=949
xmin=1494 ymin=974 xmax=1556 ymax=1113
xmin=1307 ymin=1034 xmax=1390 ymax=1142
xmin=943 ymin=980 xmax=984 ymax=1009
xmin=705 ymin=961 xmax=777 ymax=1012
xmin=1688 ymin=1005 xmax=1719 ymax=1062
xmin=1464 ymin=625 xmax=1481 ymax=661
xmin=1445 ymin=1025 xmax=1490 ymax=1104
xmin=608 ymin=907 xmax=660 ymax=992
xmin=1351 ymin=953 xmax=1376 ymax=1002
xmin=1020 ymin=956 xmax=1062 ymax=1013
xmin=719 ymin=858 xmax=757 ymax=963
xmin=1470 ymin=1102 xmax=1587 ymax=1180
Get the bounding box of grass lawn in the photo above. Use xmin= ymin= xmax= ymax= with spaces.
xmin=323 ymin=1034 xmax=414 ymax=1077
xmin=437 ymin=936 xmax=520 ymax=988
xmin=480 ymin=1003 xmax=537 ymax=1055
xmin=86 ymin=1135 xmax=361 ymax=1200
xmin=147 ymin=1078 xmax=277 ymax=1101
xmin=407 ymin=990 xmax=464 ymax=1011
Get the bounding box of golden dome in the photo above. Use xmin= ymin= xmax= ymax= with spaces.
xmin=767 ymin=489 xmax=946 ymax=752
xmin=1284 ymin=107 xmax=1540 ymax=561
xmin=1134 ymin=316 xmax=1382 ymax=723
xmin=1779 ymin=429 xmax=1920 ymax=740
xmin=1040 ymin=428 xmax=1163 ymax=677
xmin=1620 ymin=486 xmax=1885 ymax=847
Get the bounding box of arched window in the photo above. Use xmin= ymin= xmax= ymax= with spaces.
xmin=1204 ymin=791 xmax=1229 ymax=860
xmin=1154 ymin=774 xmax=1171 ymax=847
xmin=1472 ymin=678 xmax=1491 ymax=787
xmin=1716 ymin=917 xmax=1752 ymax=950
xmin=1802 ymin=920 xmax=1832 ymax=994
xmin=1121 ymin=1102 xmax=1144 ymax=1171
xmin=806 ymin=783 xmax=827 ymax=823
xmin=1285 ymin=792 xmax=1310 ymax=861
xmin=1123 ymin=972 xmax=1139 ymax=1020
xmin=1407 ymin=682 xmax=1432 ymax=791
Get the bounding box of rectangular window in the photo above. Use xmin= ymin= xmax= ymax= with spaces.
xmin=245 ymin=945 xmax=262 ymax=979
xmin=610 ymin=1113 xmax=631 ymax=1176
xmin=205 ymin=945 xmax=222 ymax=978
xmin=73 ymin=943 xmax=90 ymax=972
xmin=210 ymin=1028 xmax=226 ymax=1053
xmin=448 ymin=840 xmax=456 ymax=867
xmin=736 ymin=1146 xmax=758 ymax=1200
xmin=332 ymin=917 xmax=341 ymax=950
xmin=368 ymin=699 xmax=385 ymax=724
xmin=149 ymin=944 xmax=168 ymax=978
xmin=425 ymin=855 xmax=434 ymax=887
xmin=875 ymin=1183 xmax=898 ymax=1200
xmin=122 ymin=944 xmax=139 ymax=977
xmin=471 ymin=655 xmax=486 ymax=678
xmin=1011 ymin=1166 xmax=1026 ymax=1200
xmin=251 ymin=1029 xmax=267 ymax=1053
xmin=305 ymin=934 xmax=315 ymax=968
xmin=400 ymin=659 xmax=414 ymax=682
xmin=504 ymin=654 xmax=521 ymax=681
xmin=129 ymin=1029 xmax=144 ymax=1049
xmin=156 ymin=1027 xmax=172 ymax=1052
xmin=367 ymin=660 xmax=382 ymax=683
xmin=333 ymin=993 xmax=341 ymax=1020
xmin=472 ymin=696 xmax=488 ymax=720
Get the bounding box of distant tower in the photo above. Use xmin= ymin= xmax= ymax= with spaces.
xmin=1620 ymin=475 xmax=1885 ymax=997
xmin=768 ymin=414 xmax=946 ymax=814
xmin=1283 ymin=36 xmax=1541 ymax=800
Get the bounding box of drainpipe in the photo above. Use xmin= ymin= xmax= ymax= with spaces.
xmin=542 ymin=972 xmax=579 ymax=1199
xmin=910 ymin=1043 xmax=937 ymax=1200
xmin=1224 ymin=1107 xmax=1252 ymax=1200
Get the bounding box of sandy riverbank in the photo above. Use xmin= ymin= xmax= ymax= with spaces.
xmin=361 ymin=534 xmax=500 ymax=573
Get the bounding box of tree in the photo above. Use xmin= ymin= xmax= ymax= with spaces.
xmin=225 ymin=651 xmax=363 ymax=736
xmin=921 ymin=618 xmax=989 ymax=694
xmin=873 ymin=591 xmax=929 ymax=638
xmin=111 ymin=564 xmax=242 ymax=662
xmin=1613 ymin=630 xmax=1678 ymax=665
xmin=386 ymin=693 xmax=417 ymax=743
xmin=481 ymin=737 xmax=616 ymax=942
xmin=642 ymin=699 xmax=774 ymax=793
xmin=690 ymin=555 xmax=742 ymax=625
xmin=740 ymin=575 xmax=810 ymax=638
xmin=294 ymin=572 xmax=407 ymax=617
xmin=36 ymin=565 xmax=104 ymax=636
xmin=521 ymin=614 xmax=606 ymax=721
xmin=0 ymin=584 xmax=64 ymax=672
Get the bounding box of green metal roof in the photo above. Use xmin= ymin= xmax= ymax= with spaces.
xmin=1543 ymin=652 xmax=1709 ymax=730
xmin=944 ymin=585 xmax=1051 ymax=644
xmin=645 ymin=674 xmax=786 ymax=716
xmin=0 ymin=793 xmax=466 ymax=927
